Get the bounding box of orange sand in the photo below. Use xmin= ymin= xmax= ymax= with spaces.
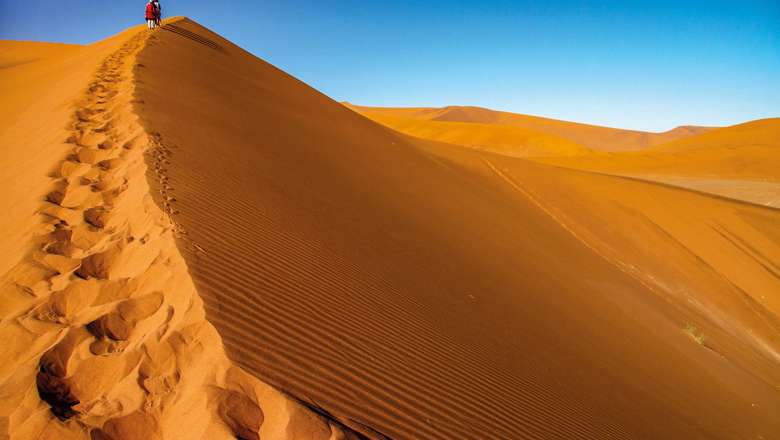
xmin=1 ymin=17 xmax=778 ymax=440
xmin=349 ymin=103 xmax=712 ymax=152
xmin=343 ymin=110 xmax=593 ymax=158
xmin=352 ymin=105 xmax=779 ymax=207
xmin=533 ymin=118 xmax=780 ymax=206
xmin=0 ymin=23 xmax=357 ymax=440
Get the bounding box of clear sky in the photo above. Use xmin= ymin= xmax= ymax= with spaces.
xmin=2 ymin=1 xmax=778 ymax=131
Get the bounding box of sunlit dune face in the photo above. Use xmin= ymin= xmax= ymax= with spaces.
xmin=348 ymin=103 xmax=716 ymax=152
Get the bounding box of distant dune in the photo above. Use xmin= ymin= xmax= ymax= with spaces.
xmin=349 ymin=103 xmax=713 ymax=152
xmin=351 ymin=104 xmax=779 ymax=206
xmin=559 ymin=117 xmax=780 ymax=176
xmin=650 ymin=117 xmax=780 ymax=153
xmin=535 ymin=118 xmax=780 ymax=206
xmin=343 ymin=107 xmax=592 ymax=158
xmin=1 ymin=17 xmax=779 ymax=440
xmin=0 ymin=41 xmax=81 ymax=69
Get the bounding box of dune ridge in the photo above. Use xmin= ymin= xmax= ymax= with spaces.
xmin=348 ymin=104 xmax=713 ymax=152
xmin=341 ymin=111 xmax=592 ymax=158
xmin=532 ymin=118 xmax=780 ymax=207
xmin=650 ymin=118 xmax=780 ymax=153
xmin=0 ymin=41 xmax=81 ymax=71
xmin=0 ymin=22 xmax=359 ymax=440
xmin=350 ymin=105 xmax=779 ymax=207
xmin=133 ymin=18 xmax=779 ymax=440
xmin=540 ymin=117 xmax=780 ymax=178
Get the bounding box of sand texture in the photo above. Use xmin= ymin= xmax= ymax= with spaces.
xmin=0 ymin=22 xmax=358 ymax=440
xmin=1 ymin=17 xmax=778 ymax=440
xmin=134 ymin=19 xmax=778 ymax=439
xmin=348 ymin=104 xmax=713 ymax=152
xmin=533 ymin=118 xmax=780 ymax=206
xmin=351 ymin=106 xmax=779 ymax=207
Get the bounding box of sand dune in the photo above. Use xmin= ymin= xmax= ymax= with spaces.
xmin=341 ymin=109 xmax=592 ymax=158
xmin=650 ymin=117 xmax=780 ymax=153
xmin=1 ymin=16 xmax=778 ymax=440
xmin=530 ymin=118 xmax=780 ymax=206
xmin=349 ymin=104 xmax=712 ymax=152
xmin=351 ymin=105 xmax=779 ymax=206
xmin=541 ymin=118 xmax=780 ymax=177
xmin=0 ymin=22 xmax=357 ymax=440
xmin=133 ymin=18 xmax=778 ymax=439
xmin=0 ymin=41 xmax=81 ymax=69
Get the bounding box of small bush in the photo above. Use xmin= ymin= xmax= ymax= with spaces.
xmin=683 ymin=323 xmax=706 ymax=345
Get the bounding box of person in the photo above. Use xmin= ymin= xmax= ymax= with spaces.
xmin=145 ymin=0 xmax=156 ymax=30
xmin=153 ymin=0 xmax=162 ymax=27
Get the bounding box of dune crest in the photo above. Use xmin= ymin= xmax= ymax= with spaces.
xmin=650 ymin=118 xmax=780 ymax=153
xmin=342 ymin=110 xmax=593 ymax=158
xmin=348 ymin=104 xmax=713 ymax=152
xmin=350 ymin=106 xmax=778 ymax=207
xmin=130 ymin=18 xmax=779 ymax=440
xmin=0 ymin=22 xmax=355 ymax=440
xmin=533 ymin=118 xmax=780 ymax=207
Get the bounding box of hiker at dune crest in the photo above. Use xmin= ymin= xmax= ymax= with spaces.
xmin=145 ymin=0 xmax=156 ymax=29
xmin=153 ymin=0 xmax=162 ymax=27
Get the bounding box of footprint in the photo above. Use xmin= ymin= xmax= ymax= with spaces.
xmin=76 ymin=131 xmax=108 ymax=147
xmin=219 ymin=391 xmax=264 ymax=440
xmin=37 ymin=328 xmax=91 ymax=419
xmin=87 ymin=292 xmax=164 ymax=345
xmin=91 ymin=411 xmax=162 ymax=440
xmin=46 ymin=180 xmax=95 ymax=208
xmin=60 ymin=160 xmax=91 ymax=181
xmin=77 ymin=146 xmax=118 ymax=165
xmin=84 ymin=206 xmax=110 ymax=228
xmin=88 ymin=312 xmax=131 ymax=341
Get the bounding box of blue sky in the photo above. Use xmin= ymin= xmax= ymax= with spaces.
xmin=2 ymin=1 xmax=778 ymax=131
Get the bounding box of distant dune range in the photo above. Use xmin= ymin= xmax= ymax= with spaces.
xmin=1 ymin=17 xmax=779 ymax=440
xmin=136 ymin=18 xmax=779 ymax=439
xmin=351 ymin=105 xmax=780 ymax=207
xmin=537 ymin=118 xmax=780 ymax=206
xmin=347 ymin=103 xmax=714 ymax=153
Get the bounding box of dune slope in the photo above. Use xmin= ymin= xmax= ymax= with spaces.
xmin=0 ymin=25 xmax=358 ymax=440
xmin=650 ymin=117 xmax=780 ymax=153
xmin=542 ymin=118 xmax=780 ymax=177
xmin=134 ymin=19 xmax=779 ymax=439
xmin=347 ymin=105 xmax=780 ymax=207
xmin=341 ymin=110 xmax=592 ymax=158
xmin=349 ymin=104 xmax=713 ymax=152
xmin=535 ymin=118 xmax=780 ymax=207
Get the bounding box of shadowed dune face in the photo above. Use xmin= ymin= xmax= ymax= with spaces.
xmin=136 ymin=19 xmax=779 ymax=439
xmin=348 ymin=104 xmax=713 ymax=152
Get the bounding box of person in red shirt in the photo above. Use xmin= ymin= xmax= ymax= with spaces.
xmin=145 ymin=0 xmax=156 ymax=30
